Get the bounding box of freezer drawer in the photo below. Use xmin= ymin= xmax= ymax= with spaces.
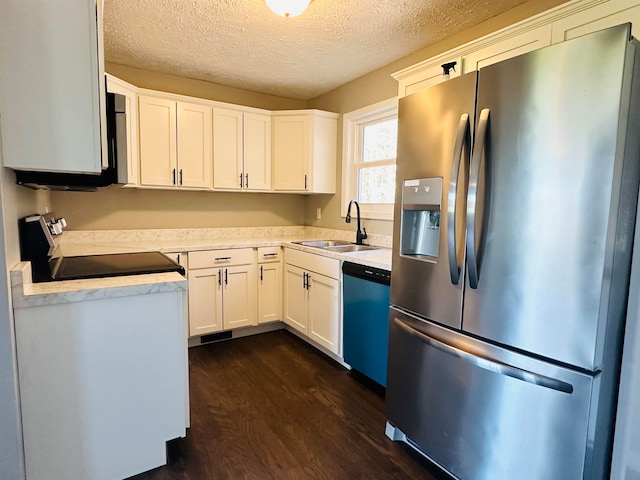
xmin=386 ymin=307 xmax=596 ymax=480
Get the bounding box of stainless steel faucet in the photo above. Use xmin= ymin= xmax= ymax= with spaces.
xmin=345 ymin=199 xmax=368 ymax=245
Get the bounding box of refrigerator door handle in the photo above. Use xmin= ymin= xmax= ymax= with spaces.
xmin=392 ymin=317 xmax=574 ymax=394
xmin=467 ymin=108 xmax=490 ymax=289
xmin=447 ymin=113 xmax=470 ymax=285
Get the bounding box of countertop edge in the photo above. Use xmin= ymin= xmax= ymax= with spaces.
xmin=11 ymin=262 xmax=188 ymax=308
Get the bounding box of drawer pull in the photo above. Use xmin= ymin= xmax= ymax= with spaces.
xmin=215 ymin=257 xmax=232 ymax=262
xmin=263 ymin=253 xmax=278 ymax=258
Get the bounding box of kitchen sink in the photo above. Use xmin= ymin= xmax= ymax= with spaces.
xmin=294 ymin=240 xmax=352 ymax=248
xmin=293 ymin=240 xmax=380 ymax=253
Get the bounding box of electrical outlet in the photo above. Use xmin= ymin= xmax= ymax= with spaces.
xmin=316 ymin=207 xmax=322 ymax=220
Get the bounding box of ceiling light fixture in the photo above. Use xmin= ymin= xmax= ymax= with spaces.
xmin=265 ymin=0 xmax=311 ymax=18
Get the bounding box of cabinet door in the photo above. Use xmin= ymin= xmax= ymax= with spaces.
xmin=243 ymin=112 xmax=271 ymax=191
xmin=463 ymin=25 xmax=552 ymax=72
xmin=307 ymin=273 xmax=341 ymax=355
xmin=272 ymin=115 xmax=309 ymax=191
xmin=106 ymin=76 xmax=138 ymax=186
xmin=551 ymin=1 xmax=640 ymax=43
xmin=258 ymin=262 xmax=282 ymax=324
xmin=177 ymin=101 xmax=212 ymax=189
xmin=213 ymin=107 xmax=243 ymax=190
xmin=283 ymin=264 xmax=309 ymax=333
xmin=138 ymin=95 xmax=177 ymax=187
xmin=0 ymin=0 xmax=104 ymax=174
xmin=188 ymin=268 xmax=223 ymax=336
xmin=222 ymin=265 xmax=257 ymax=330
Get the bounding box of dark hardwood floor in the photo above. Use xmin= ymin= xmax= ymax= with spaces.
xmin=131 ymin=330 xmax=443 ymax=480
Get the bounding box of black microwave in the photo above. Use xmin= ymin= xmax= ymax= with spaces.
xmin=14 ymin=92 xmax=128 ymax=191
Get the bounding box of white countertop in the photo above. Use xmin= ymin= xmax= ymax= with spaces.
xmin=11 ymin=262 xmax=188 ymax=308
xmin=12 ymin=226 xmax=392 ymax=307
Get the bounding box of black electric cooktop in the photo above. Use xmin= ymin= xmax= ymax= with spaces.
xmin=49 ymin=252 xmax=185 ymax=281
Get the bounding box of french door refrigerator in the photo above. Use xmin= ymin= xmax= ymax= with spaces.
xmin=386 ymin=24 xmax=640 ymax=480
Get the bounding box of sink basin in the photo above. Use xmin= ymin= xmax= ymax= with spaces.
xmin=293 ymin=239 xmax=380 ymax=253
xmin=294 ymin=240 xmax=352 ymax=248
xmin=324 ymin=245 xmax=380 ymax=253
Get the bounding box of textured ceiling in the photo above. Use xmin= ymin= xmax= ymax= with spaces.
xmin=103 ymin=0 xmax=528 ymax=100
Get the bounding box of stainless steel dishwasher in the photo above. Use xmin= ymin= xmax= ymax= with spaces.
xmin=342 ymin=261 xmax=391 ymax=387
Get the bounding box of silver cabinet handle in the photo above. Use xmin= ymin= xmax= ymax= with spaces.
xmin=260 ymin=265 xmax=263 ymax=281
xmin=172 ymin=168 xmax=176 ymax=185
xmin=447 ymin=113 xmax=470 ymax=286
xmin=179 ymin=168 xmax=183 ymax=185
xmin=215 ymin=256 xmax=231 ymax=262
xmin=240 ymin=173 xmax=244 ymax=188
xmin=304 ymin=174 xmax=308 ymax=191
xmin=245 ymin=173 xmax=249 ymax=188
xmin=393 ymin=317 xmax=573 ymax=394
xmin=262 ymin=253 xmax=278 ymax=258
xmin=218 ymin=268 xmax=222 ymax=286
xmin=467 ymin=108 xmax=489 ymax=289
xmin=224 ymin=268 xmax=228 ymax=285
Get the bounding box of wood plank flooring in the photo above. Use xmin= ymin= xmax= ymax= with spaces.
xmin=131 ymin=330 xmax=444 ymax=479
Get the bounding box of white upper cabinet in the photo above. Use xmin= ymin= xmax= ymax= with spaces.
xmin=212 ymin=107 xmax=271 ymax=191
xmin=272 ymin=110 xmax=338 ymax=193
xmin=138 ymin=93 xmax=212 ymax=189
xmin=213 ymin=108 xmax=243 ymax=190
xmin=392 ymin=0 xmax=640 ymax=98
xmin=463 ymin=25 xmax=552 ymax=73
xmin=106 ymin=74 xmax=138 ymax=186
xmin=138 ymin=95 xmax=177 ymax=187
xmin=243 ymin=112 xmax=271 ymax=191
xmin=0 ymin=0 xmax=106 ymax=173
xmin=272 ymin=115 xmax=309 ymax=191
xmin=551 ymin=0 xmax=640 ymax=42
xmin=177 ymin=101 xmax=213 ymax=189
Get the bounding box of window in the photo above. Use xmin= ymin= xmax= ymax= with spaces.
xmin=342 ymin=97 xmax=398 ymax=221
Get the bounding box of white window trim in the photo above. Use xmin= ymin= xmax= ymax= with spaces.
xmin=341 ymin=97 xmax=398 ymax=221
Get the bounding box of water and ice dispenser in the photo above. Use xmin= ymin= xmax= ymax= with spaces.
xmin=400 ymin=178 xmax=442 ymax=261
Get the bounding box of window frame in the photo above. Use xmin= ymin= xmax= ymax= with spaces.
xmin=341 ymin=97 xmax=398 ymax=221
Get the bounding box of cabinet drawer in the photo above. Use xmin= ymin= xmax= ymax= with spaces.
xmin=257 ymin=246 xmax=281 ymax=263
xmin=284 ymin=248 xmax=340 ymax=279
xmin=189 ymin=248 xmax=254 ymax=269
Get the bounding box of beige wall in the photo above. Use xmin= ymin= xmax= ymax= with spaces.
xmin=305 ymin=0 xmax=570 ymax=237
xmin=106 ymin=62 xmax=307 ymax=111
xmin=50 ymin=189 xmax=306 ymax=230
xmin=2 ymin=170 xmax=51 ymax=268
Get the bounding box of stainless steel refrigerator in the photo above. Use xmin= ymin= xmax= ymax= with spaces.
xmin=386 ymin=24 xmax=640 ymax=480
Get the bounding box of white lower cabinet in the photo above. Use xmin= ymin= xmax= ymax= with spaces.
xmin=14 ymin=290 xmax=188 ymax=480
xmin=257 ymin=247 xmax=282 ymax=324
xmin=307 ymin=272 xmax=340 ymax=352
xmin=187 ymin=248 xmax=256 ymax=336
xmin=283 ymin=248 xmax=341 ymax=355
xmin=284 ymin=264 xmax=309 ymax=332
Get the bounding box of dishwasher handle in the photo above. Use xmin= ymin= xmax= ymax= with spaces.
xmin=342 ymin=261 xmax=390 ymax=286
